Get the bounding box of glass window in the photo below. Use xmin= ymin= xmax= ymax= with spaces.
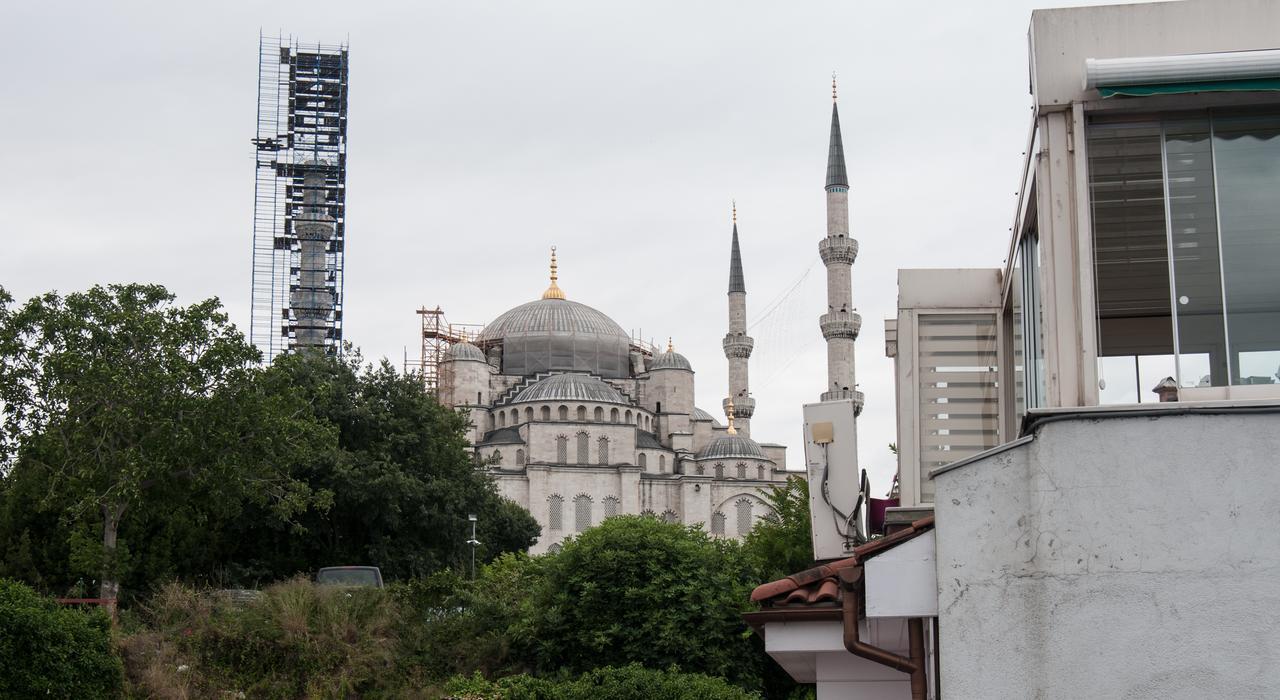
xmin=1089 ymin=110 xmax=1280 ymax=397
xmin=711 ymin=512 xmax=726 ymax=536
xmin=597 ymin=436 xmax=609 ymax=465
xmin=548 ymin=494 xmax=563 ymax=531
xmin=574 ymin=494 xmax=592 ymax=532
xmin=556 ymin=435 xmax=568 ymax=463
xmin=603 ymin=496 xmax=619 ymax=518
xmin=576 ymin=432 xmax=589 ymax=464
xmin=735 ymin=499 xmax=753 ymax=536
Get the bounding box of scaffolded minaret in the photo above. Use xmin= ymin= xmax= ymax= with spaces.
xmin=723 ymin=202 xmax=755 ymax=437
xmin=818 ymin=76 xmax=862 ymax=413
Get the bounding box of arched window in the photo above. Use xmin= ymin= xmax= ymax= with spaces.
xmin=610 ymin=408 xmax=619 ymax=422
xmin=576 ymin=432 xmax=589 ymax=464
xmin=711 ymin=512 xmax=726 ymax=536
xmin=498 ymin=412 xmax=506 ymax=428
xmin=594 ymin=406 xmax=603 ymax=422
xmin=662 ymin=510 xmax=678 ymax=524
xmin=656 ymin=401 xmax=662 ymax=414
xmin=525 ymin=407 xmax=533 ymax=423
xmin=574 ymin=494 xmax=592 ymax=532
xmin=556 ymin=435 xmax=568 ymax=463
xmin=757 ymin=465 xmax=765 ymax=480
xmin=696 ymin=464 xmax=705 ymax=476
xmin=736 ymin=498 xmax=754 ymax=536
xmin=516 ymin=449 xmax=526 ymax=466
xmin=541 ymin=406 xmax=551 ymax=421
xmin=597 ymin=436 xmax=609 ymax=465
xmin=604 ymin=496 xmax=619 ymax=518
xmin=558 ymin=405 xmax=568 ymax=421
xmin=547 ymin=543 xmax=562 ymax=555
xmin=736 ymin=463 xmax=747 ymax=479
xmin=512 ymin=409 xmax=519 ymax=424
xmin=714 ymin=463 xmax=724 ymax=479
xmin=641 ymin=509 xmax=656 ymax=518
xmin=577 ymin=406 xmax=587 ymax=421
xmin=489 ymin=413 xmax=496 ymax=430
xmin=638 ymin=453 xmax=647 ymax=470
xmin=548 ymin=494 xmax=564 ymax=531
xmin=659 ymin=455 xmax=666 ymax=472
xmin=477 ymin=391 xmax=483 ymax=404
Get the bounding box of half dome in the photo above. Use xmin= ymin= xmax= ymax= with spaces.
xmin=509 ymin=373 xmax=627 ymax=405
xmin=697 ymin=434 xmax=768 ymax=461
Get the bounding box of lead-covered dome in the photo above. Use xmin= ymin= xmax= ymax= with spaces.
xmin=477 ymin=298 xmax=631 ymax=378
xmin=509 ymin=372 xmax=627 ymax=405
xmin=444 ymin=341 xmax=486 ymax=362
xmin=697 ymin=434 xmax=768 ymax=461
xmin=650 ymin=350 xmax=692 ymax=371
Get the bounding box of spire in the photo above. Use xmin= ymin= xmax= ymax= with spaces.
xmin=729 ymin=202 xmax=746 ymax=294
xmin=826 ymin=74 xmax=849 ymax=191
xmin=725 ymin=396 xmax=737 ymax=435
xmin=667 ymin=337 xmax=674 ymax=352
xmin=542 ymin=246 xmax=566 ymax=300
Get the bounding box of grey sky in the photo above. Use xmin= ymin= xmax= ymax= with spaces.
xmin=0 ymin=0 xmax=1127 ymax=495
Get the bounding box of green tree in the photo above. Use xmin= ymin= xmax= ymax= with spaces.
xmin=445 ymin=664 xmax=760 ymax=700
xmin=216 ymin=351 xmax=539 ymax=582
xmin=527 ymin=515 xmax=761 ymax=688
xmin=742 ymin=476 xmax=814 ymax=582
xmin=0 ymin=284 xmax=333 ymax=604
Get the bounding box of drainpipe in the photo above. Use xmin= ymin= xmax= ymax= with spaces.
xmin=838 ymin=567 xmax=927 ymax=700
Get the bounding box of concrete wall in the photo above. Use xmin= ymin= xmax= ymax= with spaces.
xmin=933 ymin=409 xmax=1280 ymax=698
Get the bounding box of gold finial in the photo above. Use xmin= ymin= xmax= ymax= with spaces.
xmin=832 ymin=71 xmax=838 ymax=101
xmin=542 ymin=246 xmax=565 ymax=300
xmin=726 ymin=397 xmax=737 ymax=435
xmin=667 ymin=337 xmax=674 ymax=353
xmin=732 ymin=199 xmax=737 ymax=224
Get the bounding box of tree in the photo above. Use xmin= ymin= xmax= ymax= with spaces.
xmin=742 ymin=476 xmax=814 ymax=583
xmin=527 ymin=515 xmax=761 ymax=688
xmin=0 ymin=284 xmax=333 ymax=604
xmin=0 ymin=578 xmax=123 ymax=696
xmin=215 ymin=351 xmax=540 ymax=582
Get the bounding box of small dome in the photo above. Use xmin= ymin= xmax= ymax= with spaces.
xmin=509 ymin=373 xmax=627 ymax=405
xmin=444 ymin=341 xmax=486 ymax=362
xmin=650 ymin=350 xmax=692 ymax=371
xmin=697 ymin=434 xmax=768 ymax=461
xmin=692 ymin=407 xmax=724 ymax=426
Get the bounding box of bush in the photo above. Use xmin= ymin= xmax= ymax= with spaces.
xmin=121 ymin=578 xmax=408 ymax=699
xmin=0 ymin=578 xmax=123 ymax=698
xmin=444 ymin=664 xmax=760 ymax=700
xmin=527 ymin=516 xmax=761 ymax=688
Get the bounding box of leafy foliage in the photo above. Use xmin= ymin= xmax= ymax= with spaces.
xmin=742 ymin=476 xmax=814 ymax=582
xmin=214 ymin=351 xmax=540 ymax=583
xmin=0 ymin=578 xmax=123 ymax=698
xmin=444 ymin=664 xmax=761 ymax=700
xmin=0 ymin=284 xmax=333 ymax=602
xmin=526 ymin=515 xmax=761 ymax=688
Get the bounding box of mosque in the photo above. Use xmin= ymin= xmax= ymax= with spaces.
xmin=436 ymin=86 xmax=856 ymax=553
xmin=437 ymin=219 xmax=785 ymax=553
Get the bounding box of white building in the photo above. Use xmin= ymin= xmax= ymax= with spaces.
xmin=437 ymin=225 xmax=792 ymax=554
xmin=750 ymin=1 xmax=1280 ymax=697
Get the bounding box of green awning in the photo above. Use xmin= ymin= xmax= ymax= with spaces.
xmin=1100 ymin=77 xmax=1280 ymax=98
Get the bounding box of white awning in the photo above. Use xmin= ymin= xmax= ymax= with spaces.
xmin=1084 ymin=48 xmax=1280 ymax=90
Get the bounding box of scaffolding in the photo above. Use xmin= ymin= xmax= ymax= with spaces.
xmin=250 ymin=34 xmax=350 ymax=361
xmin=413 ymin=307 xmax=484 ymax=392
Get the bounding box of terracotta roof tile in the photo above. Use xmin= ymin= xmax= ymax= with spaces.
xmin=750 ymin=515 xmax=935 ymax=608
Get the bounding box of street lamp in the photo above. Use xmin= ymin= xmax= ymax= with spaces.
xmin=467 ymin=514 xmax=480 ymax=580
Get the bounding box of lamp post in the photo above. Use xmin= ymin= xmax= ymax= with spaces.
xmin=467 ymin=514 xmax=480 ymax=580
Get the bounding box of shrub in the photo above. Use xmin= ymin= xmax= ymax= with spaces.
xmin=0 ymin=578 xmax=123 ymax=698
xmin=444 ymin=664 xmax=760 ymax=700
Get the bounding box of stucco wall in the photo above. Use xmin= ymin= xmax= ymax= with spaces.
xmin=934 ymin=410 xmax=1280 ymax=699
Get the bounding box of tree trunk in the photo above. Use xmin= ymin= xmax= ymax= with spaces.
xmin=99 ymin=502 xmax=125 ymax=617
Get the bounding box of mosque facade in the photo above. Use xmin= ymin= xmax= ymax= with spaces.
xmin=437 ymin=216 xmax=791 ymax=554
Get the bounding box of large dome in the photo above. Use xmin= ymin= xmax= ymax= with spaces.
xmin=477 ymin=298 xmax=631 ymax=378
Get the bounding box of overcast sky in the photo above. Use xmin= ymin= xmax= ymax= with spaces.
xmin=1 ymin=0 xmax=1132 ymax=495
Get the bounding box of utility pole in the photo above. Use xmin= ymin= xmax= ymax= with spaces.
xmin=467 ymin=514 xmax=480 ymax=580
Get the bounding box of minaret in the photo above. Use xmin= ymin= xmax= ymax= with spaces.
xmin=723 ymin=201 xmax=755 ymax=437
xmin=819 ymin=75 xmax=862 ymax=413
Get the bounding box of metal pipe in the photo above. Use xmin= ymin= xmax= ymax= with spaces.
xmin=838 ymin=567 xmax=919 ymax=675
xmin=909 ymin=617 xmax=926 ymax=700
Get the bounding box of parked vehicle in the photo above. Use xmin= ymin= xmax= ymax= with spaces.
xmin=316 ymin=566 xmax=384 ymax=588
